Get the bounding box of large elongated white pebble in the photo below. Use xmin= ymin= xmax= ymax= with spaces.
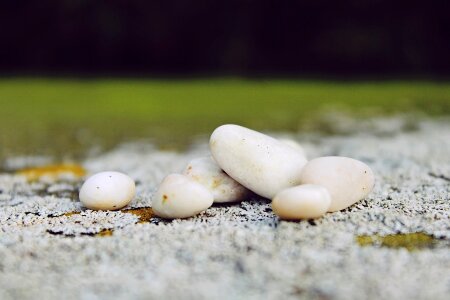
xmin=153 ymin=174 xmax=214 ymax=219
xmin=79 ymin=171 xmax=135 ymax=210
xmin=210 ymin=124 xmax=308 ymax=199
xmin=184 ymin=156 xmax=249 ymax=203
xmin=299 ymin=156 xmax=375 ymax=212
xmin=272 ymin=184 xmax=331 ymax=220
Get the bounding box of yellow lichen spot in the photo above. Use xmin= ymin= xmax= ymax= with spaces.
xmin=123 ymin=207 xmax=154 ymax=223
xmin=96 ymin=229 xmax=113 ymax=237
xmin=17 ymin=164 xmax=86 ymax=181
xmin=357 ymin=233 xmax=436 ymax=251
xmin=62 ymin=211 xmax=81 ymax=217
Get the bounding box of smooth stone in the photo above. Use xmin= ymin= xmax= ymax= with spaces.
xmin=184 ymin=156 xmax=249 ymax=203
xmin=299 ymin=156 xmax=375 ymax=212
xmin=279 ymin=138 xmax=307 ymax=158
xmin=210 ymin=124 xmax=308 ymax=199
xmin=153 ymin=174 xmax=214 ymax=219
xmin=272 ymin=184 xmax=331 ymax=220
xmin=79 ymin=171 xmax=135 ymax=210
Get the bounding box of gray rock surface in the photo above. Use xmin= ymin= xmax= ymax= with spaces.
xmin=0 ymin=117 xmax=449 ymax=300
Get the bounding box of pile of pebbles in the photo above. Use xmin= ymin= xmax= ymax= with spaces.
xmin=80 ymin=124 xmax=375 ymax=220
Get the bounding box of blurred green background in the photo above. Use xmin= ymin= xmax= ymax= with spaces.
xmin=1 ymin=78 xmax=449 ymax=161
xmin=1 ymin=1 xmax=450 ymax=162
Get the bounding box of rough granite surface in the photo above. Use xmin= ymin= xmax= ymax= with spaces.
xmin=0 ymin=117 xmax=449 ymax=300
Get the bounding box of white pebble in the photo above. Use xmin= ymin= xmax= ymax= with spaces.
xmin=300 ymin=156 xmax=375 ymax=212
xmin=272 ymin=184 xmax=331 ymax=220
xmin=184 ymin=156 xmax=249 ymax=203
xmin=153 ymin=174 xmax=214 ymax=219
xmin=210 ymin=124 xmax=308 ymax=199
xmin=79 ymin=171 xmax=135 ymax=210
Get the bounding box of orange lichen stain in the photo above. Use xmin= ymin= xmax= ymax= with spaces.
xmin=123 ymin=207 xmax=154 ymax=223
xmin=16 ymin=164 xmax=86 ymax=181
xmin=96 ymin=229 xmax=113 ymax=237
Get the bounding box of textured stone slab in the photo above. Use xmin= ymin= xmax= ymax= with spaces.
xmin=0 ymin=117 xmax=449 ymax=300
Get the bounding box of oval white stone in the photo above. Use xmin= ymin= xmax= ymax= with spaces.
xmin=153 ymin=174 xmax=214 ymax=219
xmin=184 ymin=156 xmax=249 ymax=203
xmin=299 ymin=156 xmax=375 ymax=212
xmin=210 ymin=124 xmax=308 ymax=199
xmin=272 ymin=184 xmax=331 ymax=220
xmin=79 ymin=171 xmax=135 ymax=210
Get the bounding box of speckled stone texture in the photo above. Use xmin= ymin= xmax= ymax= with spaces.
xmin=0 ymin=117 xmax=449 ymax=300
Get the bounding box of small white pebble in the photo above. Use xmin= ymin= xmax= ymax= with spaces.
xmin=153 ymin=174 xmax=214 ymax=219
xmin=272 ymin=184 xmax=331 ymax=220
xmin=184 ymin=156 xmax=249 ymax=203
xmin=300 ymin=156 xmax=375 ymax=212
xmin=79 ymin=171 xmax=135 ymax=210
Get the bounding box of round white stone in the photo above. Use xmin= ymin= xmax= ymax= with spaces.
xmin=153 ymin=174 xmax=214 ymax=219
xmin=272 ymin=184 xmax=331 ymax=220
xmin=184 ymin=156 xmax=249 ymax=203
xmin=299 ymin=156 xmax=375 ymax=212
xmin=210 ymin=124 xmax=308 ymax=199
xmin=79 ymin=171 xmax=135 ymax=210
